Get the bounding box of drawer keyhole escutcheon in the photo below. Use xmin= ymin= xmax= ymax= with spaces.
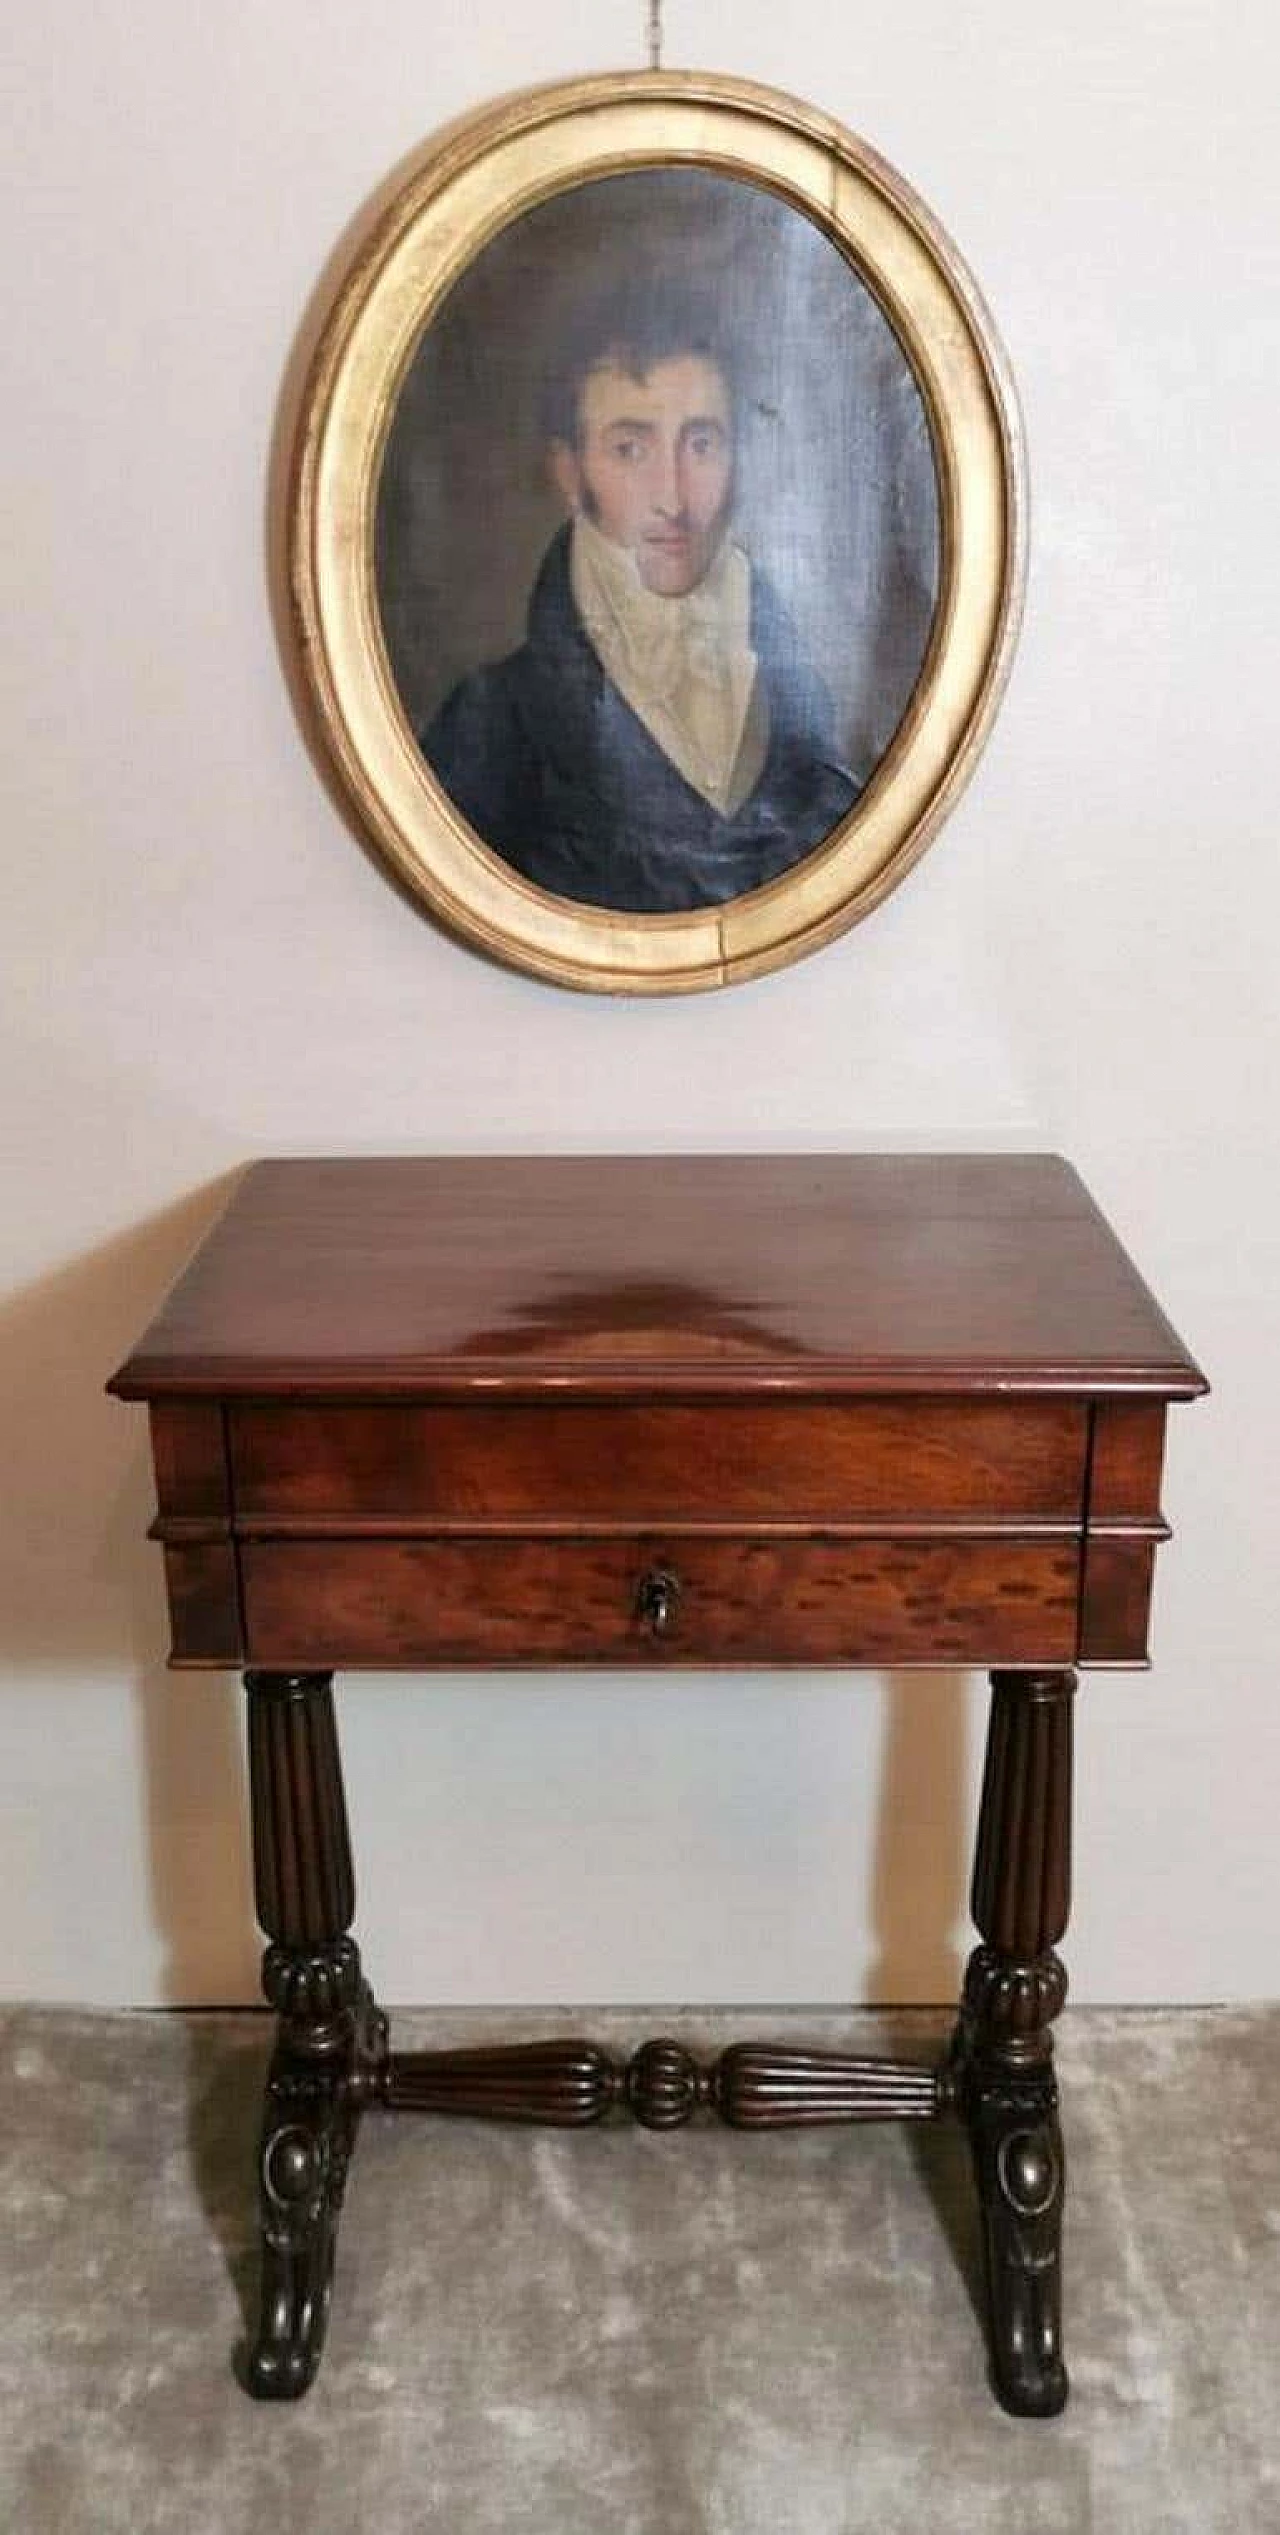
xmin=635 ymin=1567 xmax=682 ymax=1638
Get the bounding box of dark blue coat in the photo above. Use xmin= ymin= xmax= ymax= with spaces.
xmin=420 ymin=527 xmax=860 ymax=914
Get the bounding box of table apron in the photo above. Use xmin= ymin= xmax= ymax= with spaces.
xmin=227 ymin=1398 xmax=1089 ymax=1527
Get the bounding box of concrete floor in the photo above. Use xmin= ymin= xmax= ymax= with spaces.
xmin=1 ymin=2004 xmax=1277 ymax=2534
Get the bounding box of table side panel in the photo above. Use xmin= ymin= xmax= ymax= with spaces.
xmin=1087 ymin=1401 xmax=1167 ymax=1518
xmin=1078 ymin=1399 xmax=1170 ymax=1664
xmin=162 ymin=1540 xmax=244 ymax=1665
xmin=150 ymin=1401 xmax=230 ymax=1518
xmin=1078 ymin=1537 xmax=1159 ymax=1666
xmin=148 ymin=1402 xmax=241 ymax=1662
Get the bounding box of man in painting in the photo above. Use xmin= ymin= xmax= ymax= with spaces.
xmin=420 ymin=282 xmax=861 ymax=914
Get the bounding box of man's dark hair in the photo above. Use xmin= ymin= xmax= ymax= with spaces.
xmin=539 ymin=277 xmax=736 ymax=449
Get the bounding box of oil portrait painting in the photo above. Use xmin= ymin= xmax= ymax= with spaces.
xmin=374 ymin=170 xmax=941 ymax=917
xmin=292 ymin=75 xmax=1023 ymax=989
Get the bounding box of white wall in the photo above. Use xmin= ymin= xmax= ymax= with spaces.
xmin=3 ymin=3 xmax=1276 ymax=2006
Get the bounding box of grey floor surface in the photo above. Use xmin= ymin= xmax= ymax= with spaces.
xmin=1 ymin=2004 xmax=1278 ymax=2535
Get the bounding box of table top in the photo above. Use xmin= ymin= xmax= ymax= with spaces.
xmin=108 ymin=1155 xmax=1205 ymax=1404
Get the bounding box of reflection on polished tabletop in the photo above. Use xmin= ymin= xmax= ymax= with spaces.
xmin=111 ymin=1153 xmax=1203 ymax=1400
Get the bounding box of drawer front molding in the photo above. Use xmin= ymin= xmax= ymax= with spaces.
xmin=240 ymin=1534 xmax=1080 ymax=1670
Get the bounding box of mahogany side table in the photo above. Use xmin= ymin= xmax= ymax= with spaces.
xmin=108 ymin=1154 xmax=1205 ymax=2413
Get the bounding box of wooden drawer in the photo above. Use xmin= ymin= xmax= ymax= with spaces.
xmin=229 ymin=1399 xmax=1087 ymax=1526
xmin=239 ymin=1534 xmax=1080 ymax=1669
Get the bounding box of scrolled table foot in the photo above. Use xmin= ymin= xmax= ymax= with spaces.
xmin=245 ymin=2075 xmax=345 ymax=2399
xmin=244 ymin=1982 xmax=387 ymax=2400
xmin=964 ymin=2062 xmax=1068 ymax=2417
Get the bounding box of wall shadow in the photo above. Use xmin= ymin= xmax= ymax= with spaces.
xmin=181 ymin=2015 xmax=267 ymax=2348
xmin=867 ymin=1665 xmax=985 ymax=2322
xmin=0 ymin=1184 xmax=258 ymax=2003
xmin=867 ymin=1668 xmax=969 ymax=2007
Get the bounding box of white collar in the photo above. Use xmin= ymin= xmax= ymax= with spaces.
xmin=569 ymin=514 xmax=763 ymax=813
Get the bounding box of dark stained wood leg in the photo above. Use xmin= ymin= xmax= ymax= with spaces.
xmin=952 ymin=1668 xmax=1073 ymax=2417
xmin=243 ymin=1670 xmax=387 ymax=2401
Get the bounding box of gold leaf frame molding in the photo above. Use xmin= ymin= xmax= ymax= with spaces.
xmin=290 ymin=72 xmax=1026 ymax=993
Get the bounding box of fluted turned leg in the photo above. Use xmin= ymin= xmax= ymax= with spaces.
xmin=953 ymin=1668 xmax=1074 ymax=2417
xmin=243 ymin=1670 xmax=386 ymax=2401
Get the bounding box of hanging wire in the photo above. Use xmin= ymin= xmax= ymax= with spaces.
xmin=646 ymin=0 xmax=663 ymax=69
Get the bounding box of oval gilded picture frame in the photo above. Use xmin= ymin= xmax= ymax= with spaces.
xmin=290 ymin=71 xmax=1025 ymax=993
